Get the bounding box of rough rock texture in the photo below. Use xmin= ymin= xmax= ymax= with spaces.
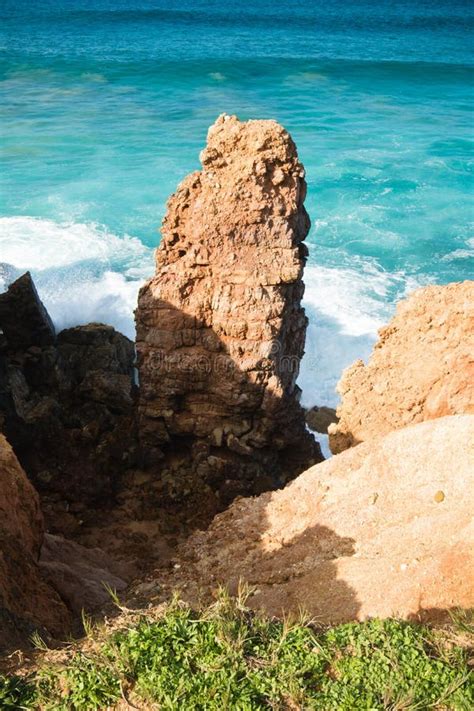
xmin=39 ymin=534 xmax=132 ymax=614
xmin=0 ymin=274 xmax=136 ymax=507
xmin=136 ymin=114 xmax=321 ymax=504
xmin=305 ymin=405 xmax=338 ymax=434
xmin=157 ymin=415 xmax=474 ymax=624
xmin=0 ymin=434 xmax=70 ymax=653
xmin=0 ymin=271 xmax=55 ymax=350
xmin=329 ymin=281 xmax=474 ymax=454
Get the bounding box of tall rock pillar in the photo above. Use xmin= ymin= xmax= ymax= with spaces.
xmin=136 ymin=114 xmax=322 ymax=503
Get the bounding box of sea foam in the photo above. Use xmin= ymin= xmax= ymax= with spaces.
xmin=299 ymin=263 xmax=425 ymax=408
xmin=0 ymin=216 xmax=154 ymax=339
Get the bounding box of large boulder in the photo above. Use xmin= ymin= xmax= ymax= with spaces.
xmin=0 ymin=433 xmax=70 ymax=653
xmin=162 ymin=415 xmax=474 ymax=624
xmin=136 ymin=114 xmax=321 ymax=503
xmin=329 ymin=281 xmax=474 ymax=454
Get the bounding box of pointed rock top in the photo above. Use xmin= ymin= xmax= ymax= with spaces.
xmin=0 ymin=271 xmax=55 ymax=350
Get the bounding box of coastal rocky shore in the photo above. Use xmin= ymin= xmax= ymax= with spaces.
xmin=0 ymin=115 xmax=473 ymax=656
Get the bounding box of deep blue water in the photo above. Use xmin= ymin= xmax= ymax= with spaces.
xmin=1 ymin=0 xmax=473 ymax=415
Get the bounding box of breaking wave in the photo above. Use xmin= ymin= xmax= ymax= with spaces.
xmin=0 ymin=216 xmax=427 ymax=410
xmin=0 ymin=216 xmax=154 ymax=339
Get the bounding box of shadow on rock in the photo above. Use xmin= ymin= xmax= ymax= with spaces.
xmin=134 ymin=415 xmax=474 ymax=627
xmin=129 ymin=496 xmax=361 ymax=626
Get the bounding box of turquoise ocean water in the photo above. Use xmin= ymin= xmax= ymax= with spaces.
xmin=1 ymin=0 xmax=473 ymax=417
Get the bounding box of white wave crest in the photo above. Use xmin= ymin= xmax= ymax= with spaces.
xmin=0 ymin=216 xmax=151 ymax=271
xmin=0 ymin=216 xmax=154 ymax=338
xmin=1 ymin=216 xmax=427 ymax=419
xmin=299 ymin=262 xmax=425 ymax=409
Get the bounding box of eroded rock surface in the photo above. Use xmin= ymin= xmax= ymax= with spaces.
xmin=136 ymin=114 xmax=321 ymax=503
xmin=329 ymin=281 xmax=474 ymax=454
xmin=156 ymin=415 xmax=474 ymax=624
xmin=0 ymin=274 xmax=136 ymax=510
xmin=0 ymin=433 xmax=70 ymax=653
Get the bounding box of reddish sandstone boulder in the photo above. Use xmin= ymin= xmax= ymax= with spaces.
xmin=329 ymin=281 xmax=474 ymax=454
xmin=136 ymin=114 xmax=321 ymax=503
xmin=0 ymin=433 xmax=70 ymax=652
xmin=162 ymin=415 xmax=474 ymax=624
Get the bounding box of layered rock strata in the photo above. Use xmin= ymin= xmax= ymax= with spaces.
xmin=136 ymin=114 xmax=321 ymax=502
xmin=329 ymin=281 xmax=474 ymax=454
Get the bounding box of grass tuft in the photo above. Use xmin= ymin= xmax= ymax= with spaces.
xmin=1 ymin=593 xmax=472 ymax=710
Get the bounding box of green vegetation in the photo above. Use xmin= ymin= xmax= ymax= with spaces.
xmin=1 ymin=594 xmax=472 ymax=710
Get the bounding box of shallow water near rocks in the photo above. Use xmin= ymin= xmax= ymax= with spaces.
xmin=1 ymin=0 xmax=473 ymax=408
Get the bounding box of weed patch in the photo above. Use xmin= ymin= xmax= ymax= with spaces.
xmin=1 ymin=595 xmax=472 ymax=710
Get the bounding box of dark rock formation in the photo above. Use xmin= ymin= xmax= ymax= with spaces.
xmin=0 ymin=271 xmax=55 ymax=350
xmin=0 ymin=274 xmax=136 ymax=508
xmin=305 ymin=405 xmax=338 ymax=434
xmin=136 ymin=114 xmax=322 ymax=504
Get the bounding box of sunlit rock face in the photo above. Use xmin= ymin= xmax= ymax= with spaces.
xmin=158 ymin=415 xmax=474 ymax=625
xmin=136 ymin=114 xmax=321 ymax=504
xmin=329 ymin=280 xmax=474 ymax=454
